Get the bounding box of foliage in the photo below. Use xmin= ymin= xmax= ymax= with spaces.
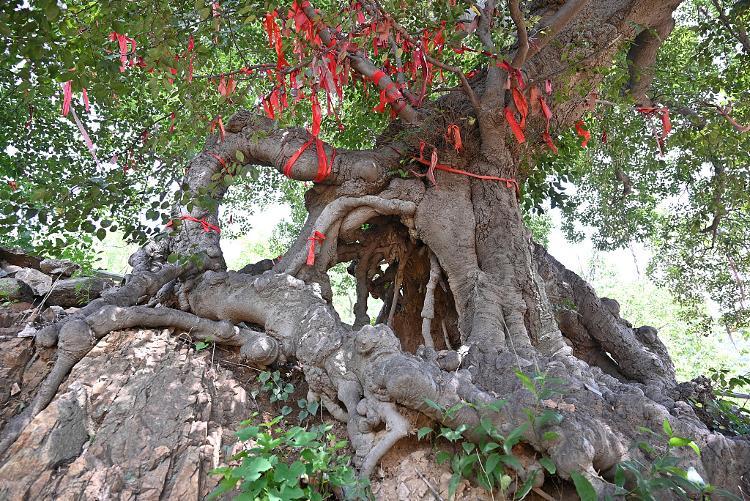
xmin=258 ymin=370 xmax=295 ymax=404
xmin=209 ymin=414 xmax=363 ymax=501
xmin=417 ymin=371 xmax=564 ymax=499
xmin=702 ymin=369 xmax=750 ymax=436
xmin=606 ymin=419 xmax=739 ymax=500
xmin=586 ymin=251 xmax=750 ymax=380
xmin=209 ymin=370 xmax=366 ymax=500
xmin=534 ymin=1 xmax=750 ymax=331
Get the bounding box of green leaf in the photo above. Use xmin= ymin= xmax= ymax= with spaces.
xmin=614 ymin=465 xmax=626 ymax=488
xmin=539 ymin=457 xmax=556 ymax=474
xmin=436 ymin=451 xmax=451 ymax=464
xmin=515 ymin=370 xmax=537 ymax=396
xmin=448 ymin=474 xmax=462 ymax=500
xmin=542 ymin=431 xmax=560 ymax=441
xmin=570 ymin=472 xmax=597 ymax=501
xmin=417 ymin=427 xmax=433 ymax=440
xmin=485 ymin=453 xmax=501 ymax=473
xmin=668 ymin=436 xmax=691 ymax=447
xmin=514 ymin=474 xmax=535 ymax=500
xmin=499 ymin=454 xmax=523 ymax=472
xmin=500 ymin=474 xmax=512 ymax=491
xmin=235 ymin=150 xmax=245 ymax=162
xmin=503 ymin=423 xmax=528 ymax=454
xmin=662 ymin=419 xmax=673 ymax=437
xmin=234 ymin=456 xmax=273 ymax=481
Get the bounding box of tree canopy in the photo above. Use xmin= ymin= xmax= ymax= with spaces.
xmin=1 ymin=0 xmax=748 ymax=330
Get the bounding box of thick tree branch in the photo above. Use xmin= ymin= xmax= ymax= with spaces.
xmin=509 ymin=0 xmax=529 ymax=67
xmin=625 ymin=18 xmax=676 ymax=105
xmin=301 ymin=3 xmax=419 ymax=123
xmin=526 ymin=0 xmax=590 ymax=60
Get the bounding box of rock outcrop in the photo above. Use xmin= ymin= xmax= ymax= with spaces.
xmin=0 ymin=329 xmax=252 ymax=500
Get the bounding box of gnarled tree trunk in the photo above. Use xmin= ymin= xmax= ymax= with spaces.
xmin=2 ymin=0 xmax=749 ymax=498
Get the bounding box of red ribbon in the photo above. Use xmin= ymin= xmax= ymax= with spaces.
xmin=504 ymin=107 xmax=526 ymax=144
xmin=109 ymin=31 xmax=137 ymax=72
xmin=445 ymin=124 xmax=463 ymax=152
xmin=512 ymin=88 xmax=528 ymax=129
xmin=207 ymin=151 xmax=229 ymax=174
xmin=166 ymin=215 xmax=221 ymax=234
xmin=412 ymin=142 xmax=519 ymax=194
xmin=371 ymin=70 xmax=405 ymax=115
xmin=538 ymin=94 xmax=557 ymax=153
xmin=210 ymin=115 xmax=225 ymax=141
xmin=306 ymin=230 xmax=326 ymax=266
xmin=283 ymin=137 xmax=332 ymax=182
xmin=61 ymin=81 xmax=72 ymax=117
xmin=498 ymin=60 xmax=525 ymax=89
xmin=575 ymin=120 xmax=591 ymax=148
xmin=636 ymin=106 xmax=671 ymax=154
xmin=82 ymin=87 xmax=90 ymax=113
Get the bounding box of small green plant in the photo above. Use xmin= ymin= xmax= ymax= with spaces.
xmin=259 ymin=370 xmax=295 ymax=404
xmin=209 ymin=414 xmax=365 ymax=500
xmin=703 ymin=369 xmax=750 ymax=436
xmin=194 ymin=339 xmax=213 ymax=351
xmin=585 ymin=419 xmax=741 ymax=500
xmin=417 ymin=370 xmax=565 ymax=500
xmin=296 ymin=397 xmax=321 ymax=424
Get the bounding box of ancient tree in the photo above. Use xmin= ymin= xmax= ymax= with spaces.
xmin=1 ymin=0 xmax=749 ymax=497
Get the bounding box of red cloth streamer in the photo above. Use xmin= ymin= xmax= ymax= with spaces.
xmin=412 ymin=141 xmax=519 ymax=194
xmin=207 ymin=151 xmax=229 ymax=174
xmin=445 ymin=124 xmax=463 ymax=152
xmin=61 ymin=81 xmax=72 ymax=117
xmin=166 ymin=215 xmax=221 ymax=234
xmin=311 ymin=93 xmax=322 ymax=137
xmin=109 ymin=32 xmax=137 ymax=72
xmin=210 ymin=116 xmax=225 ymax=141
xmin=504 ymin=107 xmax=526 ymax=144
xmin=169 ymin=112 xmax=176 ymax=133
xmin=82 ymin=87 xmax=90 ymax=113
xmin=70 ymin=107 xmax=100 ymax=166
xmin=498 ymin=60 xmax=525 ymax=89
xmin=575 ymin=120 xmax=591 ymax=148
xmin=370 ymin=70 xmax=405 ymax=115
xmin=186 ymin=36 xmax=195 ymax=82
xmin=306 ymin=230 xmax=326 ymax=266
xmin=283 ymin=137 xmax=332 ymax=182
xmin=512 ymin=88 xmax=528 ymax=129
xmin=636 ymin=106 xmax=671 ymax=154
xmin=601 ymin=129 xmax=608 ymax=144
xmin=538 ymin=95 xmax=557 ymax=154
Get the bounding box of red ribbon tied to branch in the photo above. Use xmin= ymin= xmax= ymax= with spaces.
xmin=166 ymin=215 xmax=221 ymax=234
xmin=371 ymin=70 xmax=406 ymax=115
xmin=207 ymin=151 xmax=230 ymax=174
xmin=282 ymin=94 xmax=333 ymax=182
xmin=636 ymin=106 xmax=671 ymax=154
xmin=412 ymin=141 xmax=519 ymax=194
xmin=445 ymin=124 xmax=463 ymax=152
xmin=109 ymin=32 xmax=137 ymax=72
xmin=498 ymin=60 xmax=525 ymax=90
xmin=306 ymin=230 xmax=326 ymax=266
xmin=504 ymin=107 xmax=526 ymax=144
xmin=61 ymin=81 xmax=72 ymax=116
xmin=575 ymin=120 xmax=591 ymax=148
xmin=538 ymin=92 xmax=558 ymax=154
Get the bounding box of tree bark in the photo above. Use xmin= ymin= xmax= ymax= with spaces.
xmin=2 ymin=0 xmax=750 ymax=497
